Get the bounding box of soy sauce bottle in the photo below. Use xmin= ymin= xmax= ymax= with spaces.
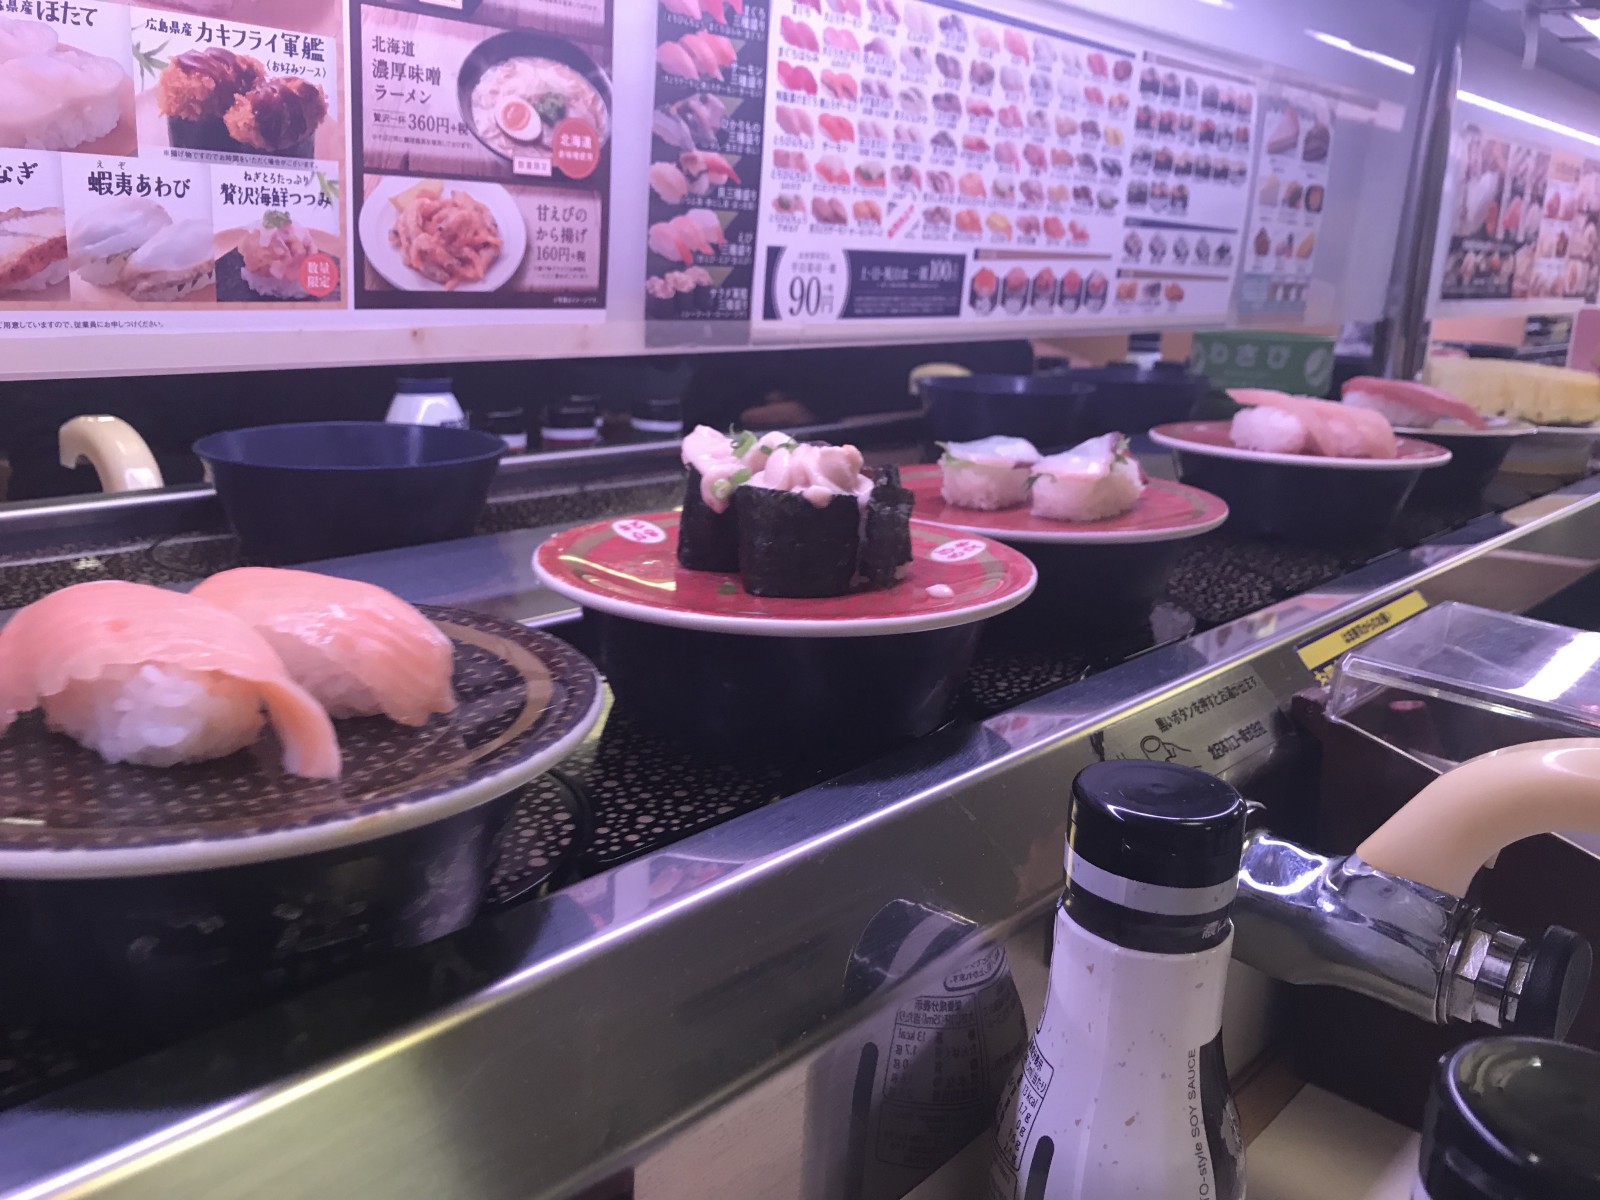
xmin=989 ymin=761 xmax=1247 ymax=1200
xmin=1418 ymin=1037 xmax=1600 ymax=1199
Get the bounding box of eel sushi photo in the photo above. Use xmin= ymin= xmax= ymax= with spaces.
xmin=677 ymin=425 xmax=792 ymax=571
xmin=734 ymin=443 xmax=912 ymax=597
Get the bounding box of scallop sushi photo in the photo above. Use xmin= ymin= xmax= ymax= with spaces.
xmin=0 ymin=17 xmax=133 ymax=155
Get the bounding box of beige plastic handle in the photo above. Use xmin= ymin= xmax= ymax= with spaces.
xmin=1357 ymin=737 xmax=1600 ymax=895
xmin=908 ymin=362 xmax=971 ymax=397
xmin=59 ymin=415 xmax=163 ymax=493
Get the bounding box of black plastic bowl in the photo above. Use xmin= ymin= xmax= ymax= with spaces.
xmin=990 ymin=540 xmax=1191 ymax=640
xmin=922 ymin=364 xmax=1207 ymax=451
xmin=1404 ymin=426 xmax=1533 ymax=504
xmin=587 ymin=612 xmax=983 ymax=763
xmin=195 ymin=422 xmax=504 ymax=565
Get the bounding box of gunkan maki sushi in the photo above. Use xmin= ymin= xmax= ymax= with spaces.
xmin=734 ymin=443 xmax=913 ymax=598
xmin=678 ymin=426 xmax=792 ymax=572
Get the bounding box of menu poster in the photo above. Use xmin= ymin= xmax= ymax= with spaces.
xmin=350 ymin=0 xmax=612 ymax=311
xmin=1441 ymin=125 xmax=1599 ymax=304
xmin=645 ymin=0 xmax=768 ymax=323
xmin=0 ymin=0 xmax=348 ymax=328
xmin=1111 ymin=55 xmax=1253 ymax=321
xmin=748 ymin=0 xmax=1251 ymax=334
xmin=1237 ymin=84 xmax=1332 ymax=319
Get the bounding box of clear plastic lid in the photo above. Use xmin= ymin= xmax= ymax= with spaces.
xmin=1326 ymin=602 xmax=1600 ymax=773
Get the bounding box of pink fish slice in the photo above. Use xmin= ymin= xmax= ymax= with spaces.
xmin=1341 ymin=376 xmax=1489 ymax=430
xmin=656 ymin=41 xmax=700 ymax=79
xmin=1230 ymin=388 xmax=1399 ymax=460
xmin=661 ymin=0 xmax=701 ymax=18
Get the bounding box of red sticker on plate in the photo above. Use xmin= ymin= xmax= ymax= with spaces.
xmin=298 ymin=252 xmax=339 ymax=298
xmin=551 ymin=118 xmax=601 ymax=180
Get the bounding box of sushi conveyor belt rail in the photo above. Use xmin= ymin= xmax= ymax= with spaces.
xmin=0 ymin=464 xmax=1598 ymax=1200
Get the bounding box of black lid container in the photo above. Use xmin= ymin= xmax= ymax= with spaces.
xmin=1420 ymin=1037 xmax=1600 ymax=1199
xmin=922 ymin=364 xmax=1207 ymax=453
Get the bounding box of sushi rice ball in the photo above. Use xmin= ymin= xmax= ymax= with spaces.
xmin=1030 ymin=433 xmax=1145 ymax=522
xmin=939 ymin=435 xmax=1041 ymax=510
xmin=1231 ymin=404 xmax=1309 ymax=454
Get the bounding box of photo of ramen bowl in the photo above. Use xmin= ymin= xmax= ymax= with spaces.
xmin=456 ymin=32 xmax=613 ymax=174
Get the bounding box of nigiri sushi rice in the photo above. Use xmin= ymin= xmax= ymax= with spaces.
xmin=45 ymin=663 xmax=266 ymax=768
xmin=1231 ymin=405 xmax=1310 ymax=454
xmin=0 ymin=21 xmax=127 ymax=154
xmin=939 ymin=436 xmax=1042 ymax=510
xmin=1030 ymin=433 xmax=1145 ymax=522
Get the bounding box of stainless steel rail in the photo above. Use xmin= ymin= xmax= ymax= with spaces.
xmin=3 ymin=476 xmax=1600 ymax=1200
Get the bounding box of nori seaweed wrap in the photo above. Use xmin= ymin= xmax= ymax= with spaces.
xmin=735 ymin=485 xmax=862 ymax=598
xmin=677 ymin=465 xmax=742 ymax=572
xmin=859 ymin=465 xmax=914 ymax=588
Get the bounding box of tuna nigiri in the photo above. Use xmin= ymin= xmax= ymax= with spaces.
xmin=1341 ymin=376 xmax=1489 ymax=430
xmin=0 ymin=581 xmax=340 ymax=777
xmin=191 ymin=569 xmax=455 ymax=727
xmin=656 ymin=41 xmax=700 ymax=79
xmin=1229 ymin=388 xmax=1399 ymax=459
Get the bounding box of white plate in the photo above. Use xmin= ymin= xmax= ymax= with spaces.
xmin=358 ymin=177 xmax=527 ymax=294
xmin=1150 ymin=422 xmax=1453 ymax=472
xmin=1392 ymin=418 xmax=1538 ymax=439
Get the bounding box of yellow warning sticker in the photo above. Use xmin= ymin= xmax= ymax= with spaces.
xmin=1296 ymin=590 xmax=1429 ymax=685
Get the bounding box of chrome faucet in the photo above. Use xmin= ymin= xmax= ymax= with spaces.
xmin=1232 ymin=829 xmax=1590 ymax=1036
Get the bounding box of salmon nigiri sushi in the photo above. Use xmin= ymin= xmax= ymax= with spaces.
xmin=0 ymin=581 xmax=340 ymax=777
xmin=191 ymin=568 xmax=456 ymax=728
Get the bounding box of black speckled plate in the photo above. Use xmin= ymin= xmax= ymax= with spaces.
xmin=0 ymin=607 xmax=603 ymax=878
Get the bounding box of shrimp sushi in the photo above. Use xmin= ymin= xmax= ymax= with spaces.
xmin=1340 ymin=375 xmax=1488 ymax=430
xmin=1229 ymin=388 xmax=1399 ymax=459
xmin=1030 ymin=433 xmax=1145 ymax=522
xmin=0 ymin=581 xmax=339 ymax=777
xmin=191 ymin=568 xmax=455 ymax=727
xmin=939 ymin=436 xmax=1042 ymax=510
xmin=677 ymin=425 xmax=792 ymax=571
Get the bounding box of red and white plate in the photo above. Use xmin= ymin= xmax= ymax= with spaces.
xmin=1151 ymin=421 xmax=1454 ymax=470
xmin=534 ymin=512 xmax=1038 ymax=638
xmin=902 ymin=463 xmax=1228 ymax=544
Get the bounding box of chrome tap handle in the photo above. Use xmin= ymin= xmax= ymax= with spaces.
xmin=1233 ymin=830 xmax=1593 ymax=1033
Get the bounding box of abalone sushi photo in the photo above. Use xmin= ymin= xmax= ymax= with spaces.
xmin=67 ymin=198 xmax=172 ymax=287
xmin=117 ymin=219 xmax=217 ymax=302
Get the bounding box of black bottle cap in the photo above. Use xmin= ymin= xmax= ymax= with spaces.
xmin=633 ymin=395 xmax=683 ymax=422
xmin=1421 ymin=1038 xmax=1600 ymax=1200
xmin=544 ymin=396 xmax=599 ymax=429
xmin=1507 ymin=927 xmax=1592 ymax=1040
xmin=1068 ymin=761 xmax=1245 ymax=889
xmin=395 ymin=377 xmax=452 ymax=394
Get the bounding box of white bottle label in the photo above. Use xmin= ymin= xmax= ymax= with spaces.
xmin=988 ymin=913 xmax=1243 ymax=1199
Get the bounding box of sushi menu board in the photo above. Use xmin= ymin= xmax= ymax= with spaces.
xmin=1236 ymin=84 xmax=1333 ymax=319
xmin=645 ymin=0 xmax=767 ymax=324
xmin=746 ymin=0 xmax=1255 ymax=334
xmin=350 ymin=0 xmax=612 ymax=311
xmin=1109 ymin=55 xmax=1253 ymax=320
xmin=0 ymin=0 xmax=349 ymax=319
xmin=1441 ymin=124 xmax=1600 ymax=305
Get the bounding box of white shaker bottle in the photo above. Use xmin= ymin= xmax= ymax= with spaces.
xmin=989 ymin=760 xmax=1248 ymax=1200
xmin=386 ymin=376 xmax=466 ymax=429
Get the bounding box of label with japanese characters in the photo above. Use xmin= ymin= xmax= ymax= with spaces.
xmin=1094 ymin=666 xmax=1278 ymax=776
xmin=748 ymin=0 xmax=1252 ymax=333
xmin=645 ymin=0 xmax=768 ymax=325
xmin=350 ymin=0 xmax=611 ymax=311
xmin=0 ymin=0 xmax=346 ymax=330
